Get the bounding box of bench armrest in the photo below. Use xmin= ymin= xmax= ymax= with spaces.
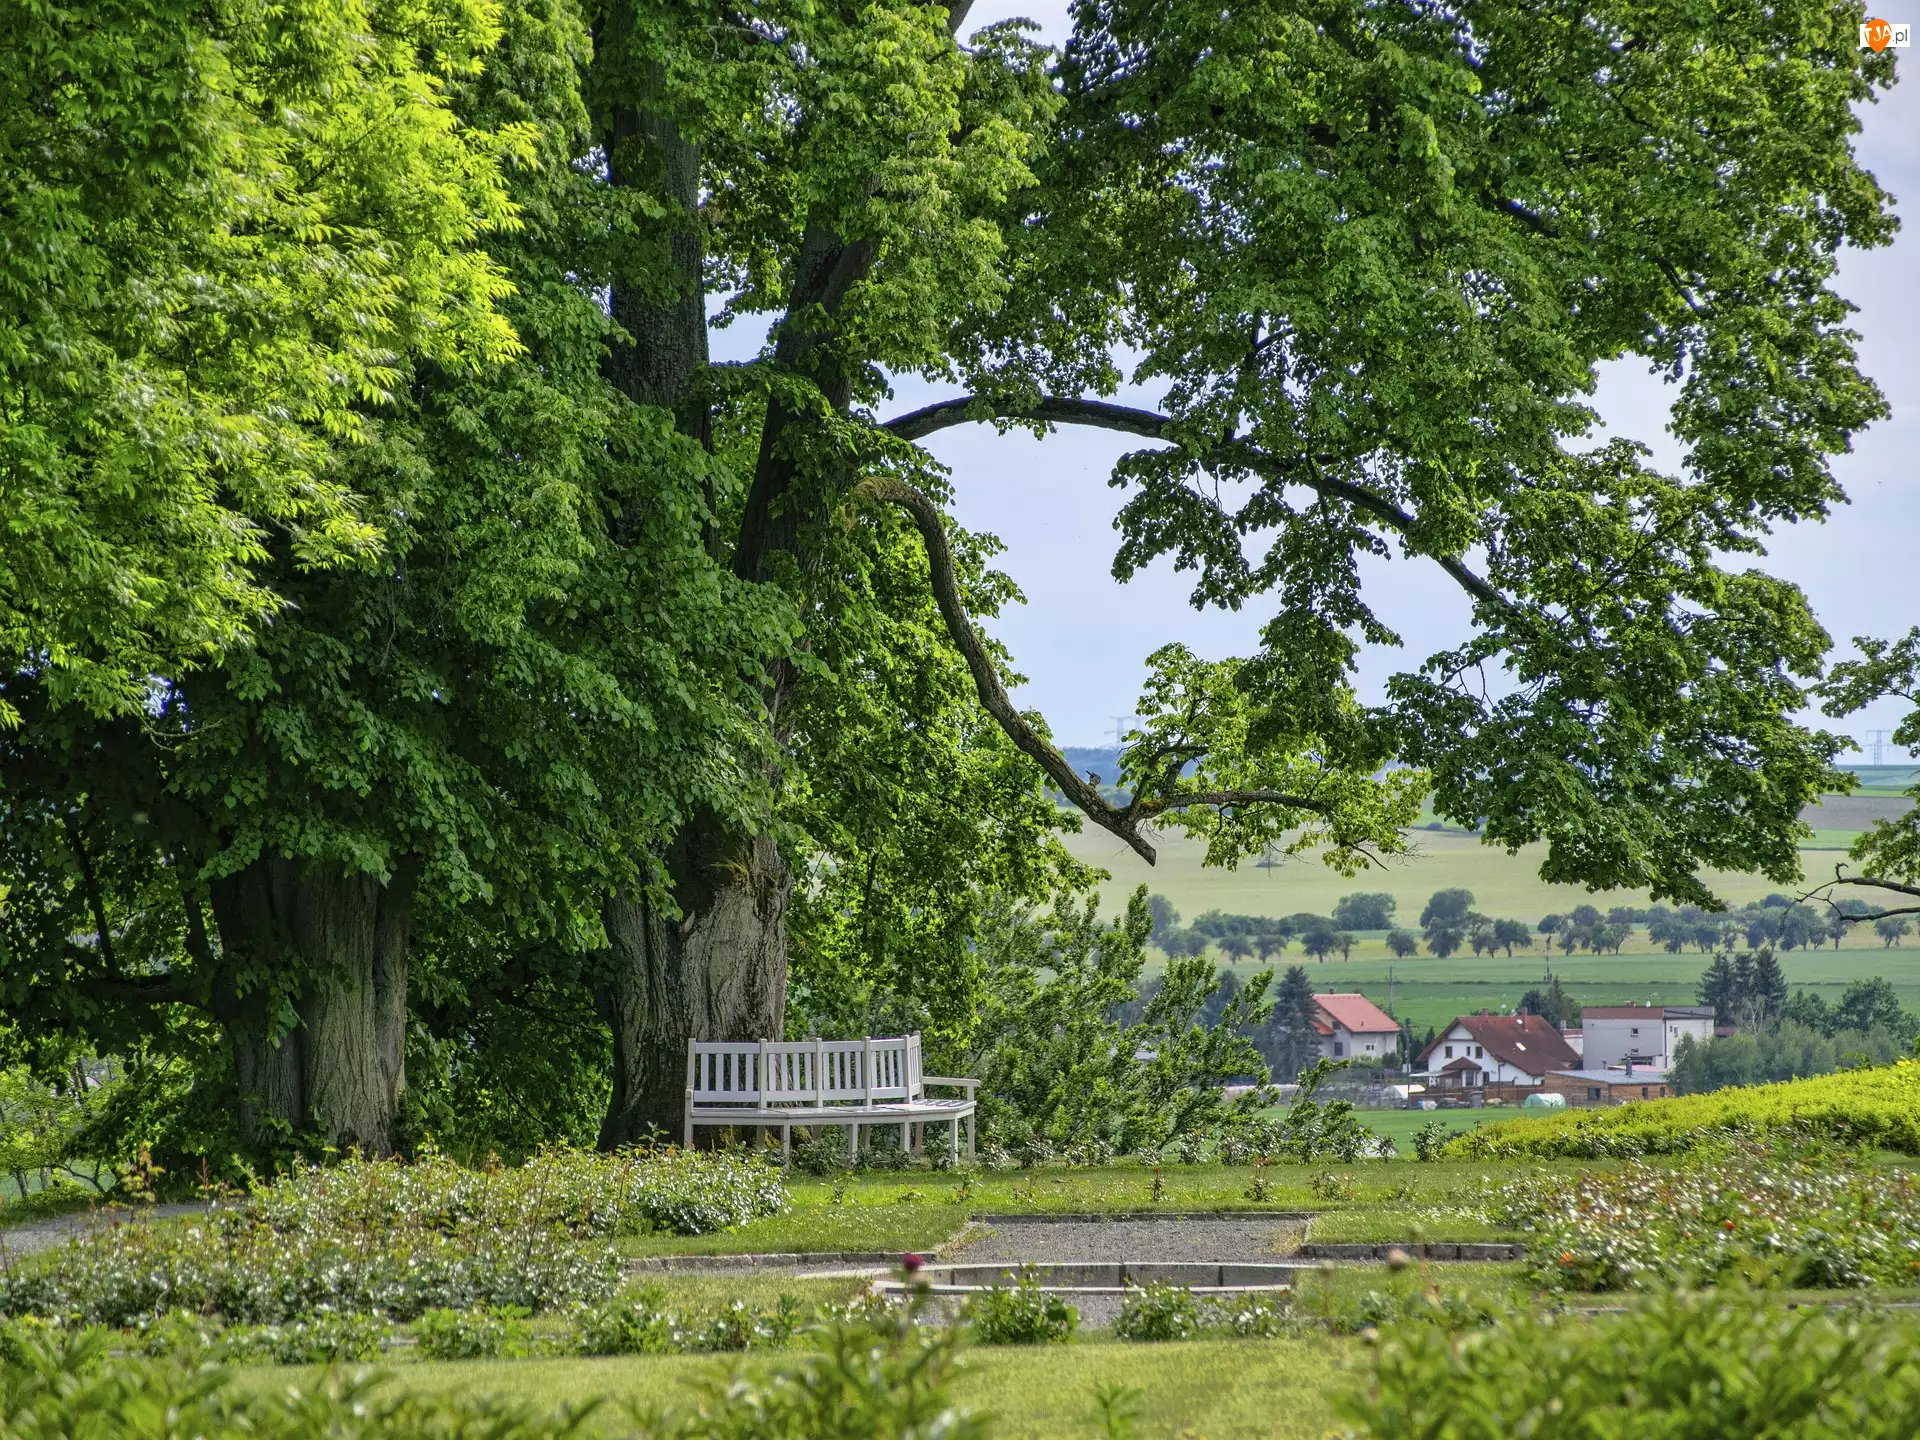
xmin=922 ymin=1075 xmax=979 ymax=1096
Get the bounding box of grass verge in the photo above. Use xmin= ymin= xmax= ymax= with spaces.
xmin=232 ymin=1336 xmax=1352 ymax=1438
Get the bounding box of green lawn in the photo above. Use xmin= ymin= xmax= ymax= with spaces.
xmin=236 ymin=1337 xmax=1353 ymax=1439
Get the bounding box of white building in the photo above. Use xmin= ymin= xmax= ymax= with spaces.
xmin=1579 ymin=1005 xmax=1714 ymax=1071
xmin=1311 ymin=993 xmax=1402 ymax=1065
xmin=1415 ymin=1012 xmax=1581 ymax=1090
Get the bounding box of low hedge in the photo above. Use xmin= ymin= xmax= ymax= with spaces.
xmin=1442 ymin=1060 xmax=1920 ymax=1159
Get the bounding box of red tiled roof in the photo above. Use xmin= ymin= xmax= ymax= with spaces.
xmin=1313 ymin=993 xmax=1400 ymax=1035
xmin=1416 ymin=1013 xmax=1581 ymax=1076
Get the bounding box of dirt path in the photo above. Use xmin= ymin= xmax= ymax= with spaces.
xmin=0 ymin=1203 xmax=208 ymax=1258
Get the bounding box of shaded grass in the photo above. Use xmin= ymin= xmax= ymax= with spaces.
xmin=233 ymin=1337 xmax=1352 ymax=1439
xmin=0 ymin=1186 xmax=97 ymax=1228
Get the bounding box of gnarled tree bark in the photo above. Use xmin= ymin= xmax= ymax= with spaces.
xmin=210 ymin=856 xmax=414 ymax=1154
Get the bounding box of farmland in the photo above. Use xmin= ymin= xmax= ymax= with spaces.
xmin=1061 ymin=772 xmax=1919 ymax=1032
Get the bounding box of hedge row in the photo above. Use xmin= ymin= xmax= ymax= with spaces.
xmin=1443 ymin=1059 xmax=1920 ymax=1159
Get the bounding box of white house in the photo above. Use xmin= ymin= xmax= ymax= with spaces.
xmin=1311 ymin=993 xmax=1402 ymax=1065
xmin=1579 ymin=1006 xmax=1714 ymax=1071
xmin=1415 ymin=1012 xmax=1581 ymax=1090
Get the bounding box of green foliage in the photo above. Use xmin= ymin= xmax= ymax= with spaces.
xmin=966 ymin=887 xmax=1275 ymax=1153
xmin=963 ymin=1272 xmax=1079 ymax=1345
xmin=1113 ymin=1283 xmax=1201 ymax=1342
xmin=1274 ymin=1063 xmax=1384 ymax=1163
xmin=1447 ymin=1059 xmax=1920 ymax=1159
xmin=1411 ymin=1121 xmax=1450 ymax=1164
xmin=0 ymin=1301 xmax=984 ymax=1439
xmin=1334 ymin=894 xmax=1397 ymax=931
xmin=413 ymin=1303 xmax=533 ymax=1361
xmin=1342 ymin=1288 xmax=1920 ymax=1440
xmin=0 ymin=0 xmax=525 ymax=722
xmin=575 ymin=1290 xmax=681 ymax=1357
xmin=1821 ymin=628 xmax=1920 ymax=889
xmin=0 ymin=1148 xmax=782 ymax=1325
xmin=1515 ymin=976 xmax=1580 ymax=1031
xmin=1504 ymin=1147 xmax=1920 ymax=1292
xmin=1670 ymin=1022 xmax=1911 ymax=1095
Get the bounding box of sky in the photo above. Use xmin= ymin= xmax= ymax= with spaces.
xmin=755 ymin=7 xmax=1920 ymax=756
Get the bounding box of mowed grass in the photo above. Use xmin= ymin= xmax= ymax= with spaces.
xmin=625 ymin=1160 xmax=1591 ymax=1263
xmin=1062 ymin=826 xmax=1920 ymax=1031
xmin=234 ymin=1337 xmax=1353 ymax=1439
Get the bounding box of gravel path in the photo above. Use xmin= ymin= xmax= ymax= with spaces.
xmin=951 ymin=1214 xmax=1308 ymax=1265
xmin=0 ymin=1203 xmax=207 ymax=1258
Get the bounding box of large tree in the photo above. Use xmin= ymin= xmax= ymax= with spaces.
xmin=5 ymin=0 xmax=1901 ymax=1158
xmin=0 ymin=0 xmax=788 ymax=1156
xmin=588 ymin=0 xmax=1895 ymax=1139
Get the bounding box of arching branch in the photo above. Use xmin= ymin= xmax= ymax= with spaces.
xmin=883 ymin=395 xmax=1509 ymax=611
xmin=849 ymin=475 xmax=1345 ymax=863
xmin=1803 ymin=868 xmax=1920 ymax=922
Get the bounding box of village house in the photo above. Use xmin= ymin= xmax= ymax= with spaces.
xmin=1311 ymin=993 xmax=1402 ymax=1065
xmin=1415 ymin=1012 xmax=1581 ymax=1091
xmin=1540 ymin=1067 xmax=1673 ymax=1107
xmin=1579 ymin=1005 xmax=1714 ymax=1071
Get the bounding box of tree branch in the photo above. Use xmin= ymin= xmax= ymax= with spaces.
xmin=883 ymin=395 xmax=1509 ymax=611
xmin=852 ymin=476 xmax=1353 ymax=863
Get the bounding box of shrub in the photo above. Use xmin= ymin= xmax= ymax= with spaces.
xmin=219 ymin=1312 xmax=393 ymax=1364
xmin=1340 ymin=1287 xmax=1920 ymax=1439
xmin=1113 ymin=1283 xmax=1200 ymax=1341
xmin=1502 ymin=1147 xmax=1920 ymax=1291
xmin=414 ymin=1304 xmax=532 ymax=1360
xmin=0 ymin=1146 xmax=785 ymax=1327
xmin=1444 ymin=1060 xmax=1920 ymax=1159
xmin=0 ymin=1299 xmax=986 ymax=1440
xmin=1309 ymin=1170 xmax=1359 ymax=1202
xmin=1205 ymin=1294 xmax=1290 ymax=1337
xmin=246 ymin=1144 xmax=787 ymax=1239
xmin=574 ymin=1289 xmax=681 ymax=1355
xmin=0 ymin=1205 xmax=622 ymax=1326
xmin=963 ymin=1272 xmax=1078 ymax=1345
xmin=1411 ymin=1120 xmax=1449 ymax=1163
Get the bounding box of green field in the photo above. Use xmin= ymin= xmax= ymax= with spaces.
xmin=1062 ymin=798 xmax=1920 ymax=1032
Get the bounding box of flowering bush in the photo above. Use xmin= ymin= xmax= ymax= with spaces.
xmin=1500 ymin=1148 xmax=1920 ymax=1291
xmin=1114 ymin=1282 xmax=1200 ymax=1341
xmin=245 ymin=1144 xmax=787 ymax=1239
xmin=962 ymin=1271 xmax=1078 ymax=1344
xmin=1447 ymin=1060 xmax=1920 ymax=1160
xmin=0 ymin=1146 xmax=783 ymax=1326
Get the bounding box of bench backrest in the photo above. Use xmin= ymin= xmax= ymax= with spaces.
xmin=687 ymin=1035 xmax=924 ymax=1107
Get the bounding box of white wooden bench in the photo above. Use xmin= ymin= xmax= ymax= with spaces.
xmin=684 ymin=1034 xmax=977 ymax=1162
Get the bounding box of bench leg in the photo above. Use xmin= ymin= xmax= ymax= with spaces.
xmin=782 ymin=1125 xmax=791 ymax=1163
xmin=966 ymin=1110 xmax=975 ymax=1160
xmin=850 ymin=1122 xmax=861 ymax=1163
xmin=949 ymin=1116 xmax=959 ymax=1166
xmin=901 ymin=1120 xmax=910 ymax=1154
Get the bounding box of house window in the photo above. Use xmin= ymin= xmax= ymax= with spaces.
xmin=1589 ymin=1087 xmax=1602 ymax=1100
xmin=1333 ymin=1041 xmax=1345 ymax=1057
xmin=1631 ymin=1027 xmax=1640 ymax=1036
xmin=1474 ymin=1046 xmax=1484 ymax=1058
xmin=1444 ymin=1045 xmax=1454 ymax=1059
xmin=1641 ymin=1086 xmax=1650 ymax=1099
xmin=1364 ymin=1043 xmax=1375 ymax=1053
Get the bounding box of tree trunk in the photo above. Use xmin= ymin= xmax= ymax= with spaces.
xmin=598 ymin=827 xmax=791 ymax=1146
xmin=210 ymin=857 xmax=414 ymax=1154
